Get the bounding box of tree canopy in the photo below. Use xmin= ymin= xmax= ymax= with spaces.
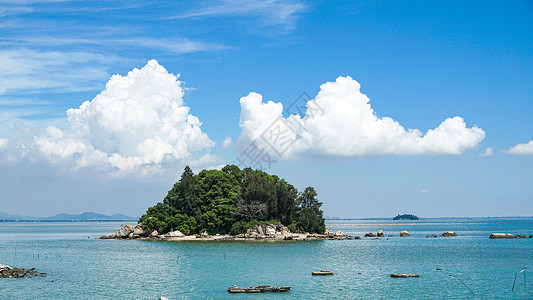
xmin=139 ymin=165 xmax=326 ymax=235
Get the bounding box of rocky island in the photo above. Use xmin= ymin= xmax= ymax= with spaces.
xmin=100 ymin=165 xmax=355 ymax=241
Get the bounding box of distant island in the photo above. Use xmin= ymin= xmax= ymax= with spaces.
xmin=0 ymin=212 xmax=136 ymax=222
xmin=139 ymin=165 xmax=326 ymax=235
xmin=393 ymin=214 xmax=419 ymax=220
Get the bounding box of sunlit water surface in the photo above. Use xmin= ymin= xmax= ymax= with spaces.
xmin=1 ymin=219 xmax=532 ymax=299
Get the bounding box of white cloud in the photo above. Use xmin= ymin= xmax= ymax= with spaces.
xmin=238 ymin=76 xmax=485 ymax=158
xmin=0 ymin=138 xmax=8 ymax=149
xmin=32 ymin=60 xmax=218 ymax=175
xmin=479 ymin=147 xmax=493 ymax=157
xmin=421 ymin=189 xmax=429 ymax=194
xmin=172 ymin=0 xmax=305 ymax=27
xmin=222 ymin=137 xmax=233 ymax=149
xmin=0 ymin=48 xmax=116 ymax=95
xmin=505 ymin=141 xmax=533 ymax=155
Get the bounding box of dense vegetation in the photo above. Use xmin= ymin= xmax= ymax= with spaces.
xmin=393 ymin=214 xmax=419 ymax=220
xmin=139 ymin=165 xmax=326 ymax=235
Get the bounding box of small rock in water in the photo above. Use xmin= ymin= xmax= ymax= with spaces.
xmin=441 ymin=231 xmax=457 ymax=237
xmin=489 ymin=233 xmax=515 ymax=239
xmin=377 ymin=230 xmax=384 ymax=237
xmin=390 ymin=273 xmax=419 ymax=278
xmin=400 ymin=230 xmax=410 ymax=237
xmin=364 ymin=232 xmax=376 ymax=238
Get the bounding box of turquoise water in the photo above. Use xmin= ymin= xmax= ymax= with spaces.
xmin=1 ymin=219 xmax=532 ymax=299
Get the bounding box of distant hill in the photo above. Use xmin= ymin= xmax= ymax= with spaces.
xmin=0 ymin=211 xmax=137 ymax=221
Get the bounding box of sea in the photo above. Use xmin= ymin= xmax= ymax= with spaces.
xmin=1 ymin=218 xmax=532 ymax=299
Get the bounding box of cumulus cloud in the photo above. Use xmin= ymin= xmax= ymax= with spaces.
xmin=238 ymin=76 xmax=485 ymax=158
xmin=33 ymin=60 xmax=218 ymax=175
xmin=505 ymin=141 xmax=533 ymax=155
xmin=479 ymin=147 xmax=493 ymax=157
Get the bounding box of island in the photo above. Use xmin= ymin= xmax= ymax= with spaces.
xmin=393 ymin=214 xmax=419 ymax=220
xmin=100 ymin=165 xmax=356 ymax=241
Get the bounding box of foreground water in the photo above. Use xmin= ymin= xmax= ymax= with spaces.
xmin=1 ymin=219 xmax=532 ymax=299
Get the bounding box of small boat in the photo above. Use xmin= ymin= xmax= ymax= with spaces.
xmin=227 ymin=285 xmax=291 ymax=293
xmin=312 ymin=270 xmax=334 ymax=275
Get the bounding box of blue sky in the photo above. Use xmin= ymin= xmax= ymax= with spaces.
xmin=0 ymin=0 xmax=532 ymax=218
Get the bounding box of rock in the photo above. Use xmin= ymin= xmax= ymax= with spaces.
xmin=364 ymin=233 xmax=376 ymax=238
xmin=165 ymin=230 xmax=185 ymax=238
xmin=256 ymin=225 xmax=265 ymax=235
xmin=516 ymin=234 xmax=528 ymax=238
xmin=116 ymin=224 xmax=134 ymax=238
xmin=334 ymin=231 xmax=343 ymax=236
xmin=99 ymin=233 xmax=117 ymax=239
xmin=441 ymin=231 xmax=457 ymax=237
xmin=200 ymin=231 xmax=209 ymax=237
xmin=400 ymin=230 xmax=410 ymax=237
xmin=281 ymin=226 xmax=290 ymax=235
xmin=245 ymin=228 xmax=258 ymax=238
xmin=489 ymin=233 xmax=515 ymax=239
xmin=371 ymin=237 xmax=380 ymax=240
xmin=0 ymin=266 xmax=46 ymax=278
xmin=377 ymin=230 xmax=384 ymax=237
xmin=324 ymin=229 xmax=333 ymax=236
xmin=159 ymin=297 xmax=169 ymax=300
xmin=132 ymin=225 xmax=149 ymax=237
xmin=430 ymin=235 xmax=437 ymax=238
xmin=149 ymin=230 xmax=159 ymax=237
xmin=530 ymin=235 xmax=533 ymax=238
xmin=265 ymin=226 xmax=276 ymax=236
xmin=390 ymin=273 xmax=419 ymax=278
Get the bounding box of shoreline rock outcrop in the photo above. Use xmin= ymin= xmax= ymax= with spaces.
xmin=98 ymin=224 xmax=357 ymax=241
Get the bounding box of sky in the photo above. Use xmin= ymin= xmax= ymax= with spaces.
xmin=0 ymin=0 xmax=532 ymax=218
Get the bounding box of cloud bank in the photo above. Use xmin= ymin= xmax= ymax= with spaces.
xmin=239 ymin=76 xmax=485 ymax=158
xmin=33 ymin=60 xmax=217 ymax=175
xmin=505 ymin=141 xmax=533 ymax=155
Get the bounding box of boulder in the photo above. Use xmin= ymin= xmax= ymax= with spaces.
xmin=159 ymin=297 xmax=169 ymax=300
xmin=116 ymin=224 xmax=134 ymax=238
xmin=256 ymin=225 xmax=265 ymax=235
xmin=516 ymin=234 xmax=528 ymax=238
xmin=430 ymin=235 xmax=437 ymax=238
xmin=149 ymin=230 xmax=159 ymax=237
xmin=281 ymin=226 xmax=290 ymax=235
xmin=132 ymin=224 xmax=149 ymax=237
xmin=0 ymin=264 xmax=12 ymax=271
xmin=99 ymin=233 xmax=117 ymax=239
xmin=530 ymin=235 xmax=533 ymax=238
xmin=334 ymin=231 xmax=343 ymax=236
xmin=441 ymin=231 xmax=457 ymax=237
xmin=265 ymin=226 xmax=276 ymax=236
xmin=364 ymin=233 xmax=376 ymax=238
xmin=400 ymin=230 xmax=410 ymax=237
xmin=245 ymin=228 xmax=258 ymax=238
xmin=489 ymin=233 xmax=514 ymax=239
xmin=324 ymin=229 xmax=333 ymax=236
xmin=377 ymin=230 xmax=384 ymax=237
xmin=200 ymin=231 xmax=209 ymax=237
xmin=165 ymin=230 xmax=185 ymax=238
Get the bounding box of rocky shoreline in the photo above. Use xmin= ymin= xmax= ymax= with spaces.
xmin=98 ymin=224 xmax=357 ymax=241
xmin=98 ymin=225 xmax=533 ymax=242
